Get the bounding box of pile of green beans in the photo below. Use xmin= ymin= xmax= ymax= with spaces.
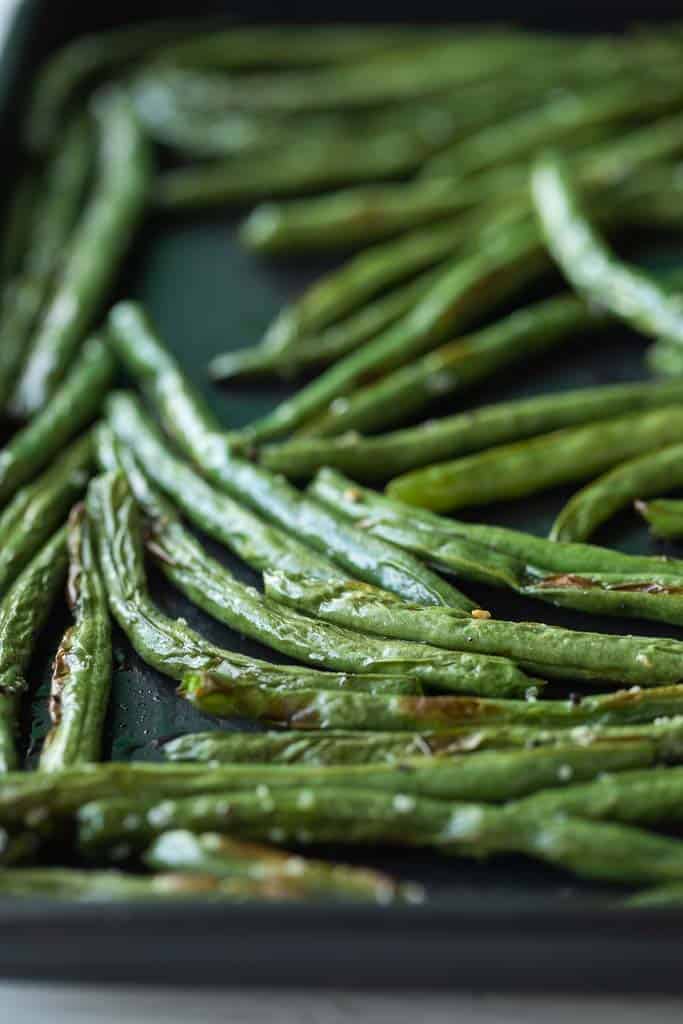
xmin=9 ymin=19 xmax=683 ymax=906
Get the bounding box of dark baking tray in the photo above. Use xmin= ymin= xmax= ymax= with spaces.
xmin=3 ymin=0 xmax=683 ymax=991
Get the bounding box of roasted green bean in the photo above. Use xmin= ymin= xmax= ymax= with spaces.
xmin=13 ymin=91 xmax=150 ymax=417
xmin=551 ymin=441 xmax=683 ymax=542
xmin=100 ymin=425 xmax=535 ymax=699
xmin=39 ymin=505 xmax=111 ymax=772
xmin=532 ymin=149 xmax=683 ymax=350
xmin=144 ymin=829 xmax=416 ymax=903
xmin=300 ymin=293 xmax=604 ymax=438
xmin=107 ymin=303 xmax=475 ymax=610
xmin=265 ymin=571 xmax=683 ymax=690
xmin=0 ymin=117 xmax=93 ymax=411
xmin=636 ymin=499 xmax=683 ymax=540
xmin=76 ymin=779 xmax=683 ymax=886
xmin=256 ymin=379 xmax=683 ymax=481
xmin=312 ymin=468 xmax=683 ymax=627
xmin=163 ymin=718 xmax=683 ymax=766
xmin=239 ymin=217 xmax=547 ymax=444
xmin=0 ymin=432 xmax=92 ymax=599
xmin=0 ymin=336 xmax=114 ymax=505
xmin=386 ymin=407 xmax=683 ymax=513
xmin=0 ymin=530 xmax=68 ymax=772
xmin=209 ymin=263 xmax=445 ymax=382
xmin=87 ymin=470 xmax=429 ymax=702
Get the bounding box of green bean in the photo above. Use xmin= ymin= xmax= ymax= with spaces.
xmin=39 ymin=506 xmax=111 ymax=772
xmin=423 ymin=72 xmax=683 ymax=180
xmin=101 ymin=425 xmax=534 ymax=699
xmin=266 ymin=571 xmax=683 ymax=690
xmin=1 ymin=172 xmax=37 ymax=281
xmin=23 ymin=20 xmax=201 ymax=153
xmin=152 ymin=24 xmax=519 ymax=70
xmin=209 ymin=264 xmax=445 ymax=382
xmin=248 ymin=217 xmax=481 ymax=382
xmin=132 ymin=72 xmax=304 ymax=159
xmin=0 ymin=433 xmax=92 ymax=600
xmin=0 ymin=530 xmax=68 ymax=772
xmin=235 ymin=213 xmax=484 ymax=386
xmin=256 ymin=379 xmax=683 ymax=481
xmin=104 ymin=393 xmax=345 ymax=582
xmin=0 ymin=117 xmax=93 ymax=412
xmin=301 ymin=293 xmax=603 ymax=438
xmin=647 ymin=339 xmax=683 ymax=378
xmin=144 ymin=830 xmax=416 ymax=903
xmin=636 ymin=499 xmax=683 ymax=540
xmin=532 ymin=149 xmax=683 ymax=350
xmin=386 ymin=407 xmax=683 ymax=513
xmin=157 ymin=130 xmax=443 ymax=208
xmin=107 ymin=304 xmax=474 ymax=611
xmin=155 ymin=34 xmax=559 ymax=114
xmin=551 ymin=441 xmax=683 ymax=543
xmin=511 ymin=764 xmax=683 ymax=830
xmin=0 ymin=336 xmax=114 ymax=505
xmin=77 ymin=735 xmax=683 ymax=808
xmin=0 ymin=866 xmax=343 ymax=902
xmin=88 ymin=469 xmax=430 ymax=702
xmin=12 ymin=91 xmax=151 ymax=418
xmin=76 ymin=785 xmax=683 ymax=886
xmin=241 ymin=169 xmax=524 ymax=253
xmin=239 ymin=216 xmax=547 ymax=444
xmin=311 ymin=468 xmax=683 ymax=627
xmin=244 ymin=104 xmax=683 ymax=252
xmin=163 ymin=718 xmax=683 ymax=767
xmin=0 ymin=725 xmax=676 ymax=826
xmin=623 ymin=882 xmax=683 ymax=908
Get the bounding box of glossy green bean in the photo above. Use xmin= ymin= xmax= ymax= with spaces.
xmin=13 ymin=91 xmax=150 ymax=417
xmin=163 ymin=718 xmax=683 ymax=766
xmin=87 ymin=471 xmax=434 ymax=703
xmin=647 ymin=339 xmax=683 ymax=378
xmin=0 ymin=335 xmax=115 ymax=505
xmin=423 ymin=72 xmax=683 ymax=180
xmin=144 ymin=829 xmax=416 ymax=903
xmin=71 ymin=736 xmax=683 ymax=809
xmin=101 ymin=425 xmax=533 ymax=698
xmin=0 ymin=117 xmax=93 ymax=411
xmin=266 ymin=571 xmax=683 ymax=690
xmin=0 ymin=866 xmax=339 ymax=902
xmin=155 ymin=34 xmax=558 ymax=113
xmin=1 ymin=172 xmax=37 ymax=281
xmin=0 ymin=723 xmax=678 ymax=828
xmin=24 ymin=20 xmax=199 ymax=153
xmin=76 ymin=780 xmax=683 ymax=886
xmin=107 ymin=304 xmax=474 ymax=611
xmin=105 ymin=392 xmax=350 ymax=582
xmin=311 ymin=468 xmax=683 ymax=627
xmin=0 ymin=530 xmax=68 ymax=772
xmin=157 ymin=130 xmax=440 ymax=208
xmin=39 ymin=505 xmax=111 ymax=772
xmin=386 ymin=407 xmax=683 ymax=513
xmin=257 ymin=379 xmax=683 ymax=481
xmin=302 ymin=293 xmax=602 ymax=438
xmin=551 ymin=441 xmax=683 ymax=543
xmin=0 ymin=432 xmax=92 ymax=599
xmin=636 ymin=499 xmax=683 ymax=540
xmin=153 ymin=23 xmax=467 ymax=68
xmin=532 ymin=149 xmax=683 ymax=350
xmin=209 ymin=263 xmax=445 ymax=382
xmin=239 ymin=216 xmax=547 ymax=444
xmin=244 ymin=104 xmax=683 ymax=252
